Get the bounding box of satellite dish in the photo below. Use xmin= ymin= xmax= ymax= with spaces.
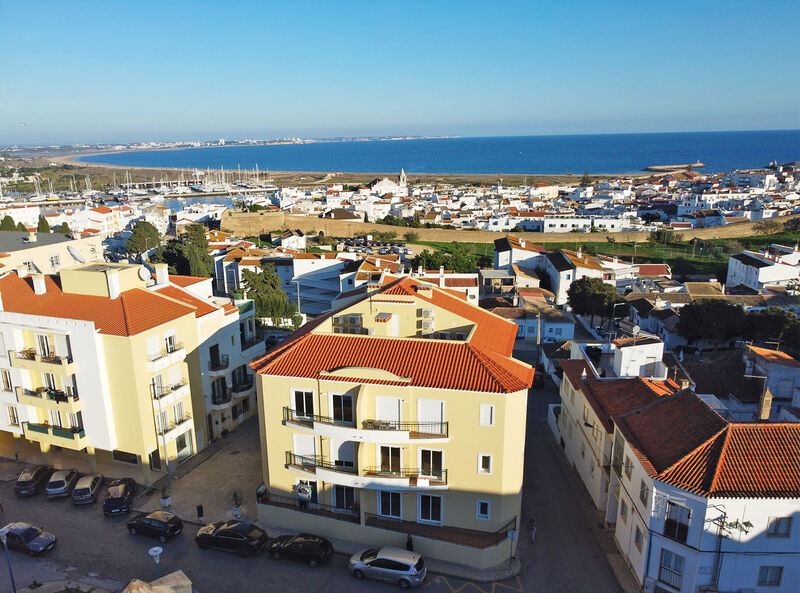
xmin=138 ymin=266 xmax=152 ymax=281
xmin=67 ymin=245 xmax=86 ymax=263
xmin=632 ymin=325 xmax=640 ymax=336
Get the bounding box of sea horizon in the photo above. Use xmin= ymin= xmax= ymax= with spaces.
xmin=74 ymin=129 xmax=800 ymax=176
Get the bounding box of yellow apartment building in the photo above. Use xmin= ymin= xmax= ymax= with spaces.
xmin=251 ymin=276 xmax=534 ymax=568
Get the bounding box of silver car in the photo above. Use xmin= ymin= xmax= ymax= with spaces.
xmin=45 ymin=469 xmax=79 ymax=498
xmin=348 ymin=547 xmax=426 ymax=589
xmin=72 ymin=473 xmax=104 ymax=505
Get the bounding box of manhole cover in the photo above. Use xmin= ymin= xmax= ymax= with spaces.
xmin=229 ymin=450 xmax=241 ymax=456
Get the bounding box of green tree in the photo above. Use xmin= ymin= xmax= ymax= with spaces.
xmin=184 ymin=223 xmax=209 ymax=250
xmin=579 ymin=171 xmax=592 ymax=187
xmin=753 ymin=219 xmax=781 ymax=235
xmin=405 ymin=231 xmax=419 ymax=242
xmin=567 ymin=277 xmax=623 ymax=323
xmin=742 ymin=308 xmax=799 ymax=348
xmin=410 ymin=245 xmax=478 ymax=273
xmin=0 ymin=215 xmax=16 ymax=231
xmin=36 ymin=216 xmax=50 ymax=233
xmin=58 ymin=222 xmax=71 ymax=235
xmin=16 ymin=222 xmax=27 ymax=232
xmin=241 ymin=262 xmax=296 ymax=323
xmin=677 ymin=299 xmax=746 ymax=348
xmin=783 ymin=218 xmax=800 ymax=233
xmin=126 ymin=221 xmax=161 ymax=256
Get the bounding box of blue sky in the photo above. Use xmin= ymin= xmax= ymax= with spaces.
xmin=2 ymin=0 xmax=798 ymax=144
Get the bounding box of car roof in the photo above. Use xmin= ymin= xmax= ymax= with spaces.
xmin=5 ymin=522 xmax=35 ymax=533
xmin=145 ymin=510 xmax=176 ymax=521
xmin=291 ymin=533 xmax=327 ymax=544
xmin=377 ymin=547 xmax=422 ymax=564
xmin=109 ymin=477 xmax=134 ymax=485
xmin=18 ymin=466 xmax=46 ymax=478
xmin=75 ymin=474 xmax=100 ymax=486
xmin=49 ymin=469 xmax=73 ymax=479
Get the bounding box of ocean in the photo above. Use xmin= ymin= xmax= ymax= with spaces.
xmin=76 ymin=130 xmax=799 ymax=175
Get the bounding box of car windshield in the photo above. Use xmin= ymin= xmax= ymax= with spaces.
xmin=107 ymin=484 xmax=126 ymax=498
xmin=415 ymin=558 xmax=425 ymax=571
xmin=361 ymin=548 xmax=379 ymax=562
xmin=19 ymin=527 xmax=41 ymax=543
xmin=16 ymin=479 xmax=32 ymax=487
xmin=49 ymin=481 xmax=65 ymax=488
xmin=74 ymin=488 xmax=90 ymax=495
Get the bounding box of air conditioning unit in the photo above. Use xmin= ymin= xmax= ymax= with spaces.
xmin=333 ymin=327 xmax=343 ymax=334
xmin=421 ymin=320 xmax=434 ymax=330
xmin=420 ymin=308 xmax=434 ymax=318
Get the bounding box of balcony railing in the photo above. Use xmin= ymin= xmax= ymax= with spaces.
xmin=362 ymin=419 xmax=449 ymax=438
xmin=211 ymin=387 xmax=232 ymax=406
xmin=25 ymin=422 xmax=85 ymax=440
xmin=258 ymin=491 xmax=359 ymax=524
xmin=152 ymin=380 xmax=188 ymax=399
xmin=241 ymin=335 xmax=262 ymax=351
xmin=16 ymin=349 xmax=37 ymax=361
xmin=208 ymin=354 xmax=230 ymax=371
xmin=156 ymin=414 xmax=192 ymax=436
xmin=18 ymin=387 xmax=80 ymax=403
xmin=362 ymin=466 xmax=448 ymax=486
xmin=15 ymin=349 xmax=73 ymax=365
xmin=365 ymin=514 xmax=515 ymax=549
xmin=148 ymin=343 xmax=184 ymax=362
xmin=231 ymin=375 xmax=254 ymax=393
xmin=282 ymin=407 xmax=355 ymax=428
xmin=658 ymin=566 xmax=683 ymax=590
xmin=285 ymin=452 xmax=358 ymax=474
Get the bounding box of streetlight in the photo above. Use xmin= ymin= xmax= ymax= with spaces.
xmin=0 ymin=527 xmax=18 ymax=593
xmin=148 ymin=546 xmax=163 ymax=579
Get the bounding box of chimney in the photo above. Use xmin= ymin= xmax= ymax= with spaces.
xmin=577 ymin=247 xmax=582 ymax=258
xmin=519 ymin=238 xmax=526 ymax=248
xmin=154 ymin=263 xmax=169 ymax=285
xmin=32 ymin=274 xmax=46 ymax=295
xmin=758 ymin=387 xmax=773 ymax=421
xmin=15 ymin=265 xmax=27 ymax=278
xmin=417 ymin=265 xmax=423 ymax=276
xmin=27 ymin=231 xmax=36 ymax=243
xmin=106 ymin=270 xmax=121 ymax=299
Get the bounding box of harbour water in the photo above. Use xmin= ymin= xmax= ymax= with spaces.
xmin=76 ymin=130 xmax=799 ymax=175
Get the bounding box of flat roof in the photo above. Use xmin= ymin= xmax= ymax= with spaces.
xmin=0 ymin=232 xmax=73 ymax=254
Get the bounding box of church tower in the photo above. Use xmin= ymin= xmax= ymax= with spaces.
xmin=399 ymin=168 xmax=407 ymax=188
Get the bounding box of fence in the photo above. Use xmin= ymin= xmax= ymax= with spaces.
xmin=365 ymin=513 xmax=516 ymax=549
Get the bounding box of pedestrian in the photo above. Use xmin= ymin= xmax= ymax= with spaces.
xmin=529 ymin=518 xmax=536 ymax=543
xmin=406 ymin=534 xmax=414 ymax=551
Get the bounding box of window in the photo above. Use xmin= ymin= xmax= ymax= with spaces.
xmin=639 ymin=480 xmax=649 ymax=506
xmin=165 ymin=334 xmax=179 ymax=353
xmin=582 ymin=404 xmax=590 ymax=424
xmin=620 ymin=498 xmax=628 ymax=523
xmin=7 ymin=406 xmax=19 ymax=427
xmin=659 ymin=549 xmax=684 ymax=590
xmin=334 ymin=485 xmax=355 ymax=510
xmin=478 ymin=454 xmax=492 ymax=474
xmin=479 ymin=404 xmax=494 ymax=426
xmin=476 ymin=500 xmax=490 ymax=521
xmin=113 ymin=449 xmax=139 ymax=464
xmin=420 ymin=449 xmax=443 ymax=478
xmin=155 ymin=410 xmax=168 ymax=434
xmin=623 ymin=456 xmax=632 ymax=479
xmin=43 ymin=372 xmax=57 ymax=391
xmin=758 ymin=566 xmax=783 ymax=586
xmin=664 ymin=502 xmax=691 ymax=543
xmin=242 ymin=397 xmax=250 ymax=413
xmin=1 ymin=371 xmax=11 ymax=392
xmin=379 ymin=491 xmax=401 ymax=518
xmin=49 ymin=254 xmax=60 ymax=269
xmin=294 ymin=390 xmax=314 ymax=418
xmin=767 ymin=517 xmax=792 ymax=538
xmin=173 ymin=401 xmax=185 ymax=422
xmin=331 ymin=393 xmax=353 ymax=424
xmin=634 ymin=526 xmax=643 ymax=552
xmin=419 ymin=494 xmax=442 ymax=524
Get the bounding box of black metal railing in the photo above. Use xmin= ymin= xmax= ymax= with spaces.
xmin=211 ymin=387 xmax=232 ymax=406
xmin=157 ymin=414 xmax=192 ymax=435
xmin=258 ymin=491 xmax=359 ymax=524
xmin=208 ymin=354 xmax=230 ymax=371
xmin=365 ymin=514 xmax=515 ymax=549
xmin=231 ymin=375 xmax=254 ymax=393
xmin=241 ymin=336 xmax=263 ymax=351
xmin=149 ymin=343 xmax=185 ymax=362
xmin=151 ymin=380 xmax=187 ymax=399
xmin=282 ymin=407 xmax=355 ymax=427
xmin=362 ymin=419 xmax=449 ymax=438
xmin=362 ymin=466 xmax=448 ymax=485
xmin=285 ymin=452 xmax=358 ymax=474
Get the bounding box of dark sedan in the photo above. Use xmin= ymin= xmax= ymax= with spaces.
xmin=268 ymin=533 xmax=334 ymax=567
xmin=103 ymin=478 xmax=136 ymax=516
xmin=14 ymin=466 xmax=52 ymax=497
xmin=195 ymin=521 xmax=267 ymax=556
xmin=1 ymin=522 xmax=57 ymax=556
xmin=127 ymin=510 xmax=183 ymax=542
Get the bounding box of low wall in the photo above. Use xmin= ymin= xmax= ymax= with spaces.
xmin=256 ymin=502 xmax=514 ymax=570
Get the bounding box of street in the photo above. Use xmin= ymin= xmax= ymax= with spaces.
xmin=0 ymin=343 xmax=623 ymax=593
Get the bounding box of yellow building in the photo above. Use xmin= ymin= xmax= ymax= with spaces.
xmin=251 ymin=276 xmax=534 ymax=568
xmin=0 ymin=262 xmax=262 ymax=484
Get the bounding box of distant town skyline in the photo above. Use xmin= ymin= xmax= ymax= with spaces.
xmin=1 ymin=0 xmax=798 ymax=145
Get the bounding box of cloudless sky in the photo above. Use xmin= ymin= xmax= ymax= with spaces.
xmin=1 ymin=0 xmax=798 ymax=144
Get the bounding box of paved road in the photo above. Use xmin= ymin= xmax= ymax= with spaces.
xmin=0 ymin=343 xmax=623 ymax=593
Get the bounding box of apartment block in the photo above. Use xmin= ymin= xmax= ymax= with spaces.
xmin=251 ymin=276 xmax=533 ymax=568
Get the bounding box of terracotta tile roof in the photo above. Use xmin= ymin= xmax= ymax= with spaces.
xmin=747 ymin=345 xmax=800 ymax=368
xmin=584 ymin=375 xmax=680 ymax=432
xmin=444 ymin=277 xmax=478 ymax=288
xmin=90 ymin=206 xmax=112 ymax=214
xmin=0 ymin=273 xmax=195 ymax=336
xmin=612 ymin=336 xmax=662 ymax=348
xmin=637 ymin=264 xmax=671 ymax=276
xmin=154 ymin=285 xmax=217 ymax=318
xmin=169 ymin=275 xmax=209 ymax=288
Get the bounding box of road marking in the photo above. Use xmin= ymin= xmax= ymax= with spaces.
xmin=436 ymin=575 xmax=524 ymax=593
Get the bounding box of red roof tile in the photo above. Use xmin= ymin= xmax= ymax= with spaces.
xmin=747 ymin=345 xmax=800 ymax=368
xmin=169 ymin=275 xmax=210 ymax=288
xmin=154 ymin=285 xmax=217 ymax=318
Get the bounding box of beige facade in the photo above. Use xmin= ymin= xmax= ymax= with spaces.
xmin=252 ymin=276 xmax=533 ymax=568
xmin=0 ymin=232 xmax=104 ymax=275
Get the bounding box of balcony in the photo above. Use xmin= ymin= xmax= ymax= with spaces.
xmin=285 ymin=452 xmax=358 ymax=476
xmin=208 ymin=387 xmax=232 ymax=411
xmin=282 ymin=407 xmax=449 ymax=443
xmin=658 ymin=566 xmax=683 ymax=590
xmin=231 ymin=375 xmax=254 ymax=394
xmin=11 ymin=349 xmax=77 ymax=375
xmin=258 ymin=491 xmax=359 ymax=524
xmin=365 ymin=514 xmax=515 ymax=549
xmin=16 ymin=386 xmax=82 ymax=414
xmin=362 ymin=466 xmax=448 ymax=487
xmin=208 ymin=354 xmax=230 ymax=376
xmin=240 ymin=335 xmax=264 ymax=353
xmin=152 ymin=381 xmax=190 ymax=407
xmin=23 ymin=422 xmax=87 ymax=451
xmin=147 ymin=343 xmax=186 ymax=373
xmin=156 ymin=414 xmax=193 ymax=442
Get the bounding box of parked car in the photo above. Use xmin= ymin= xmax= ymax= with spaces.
xmin=45 ymin=469 xmax=79 ymax=498
xmin=14 ymin=465 xmax=52 ymax=497
xmin=349 ymin=547 xmax=427 ymax=589
xmin=127 ymin=510 xmax=183 ymax=542
xmin=0 ymin=522 xmax=57 ymax=556
xmin=195 ymin=521 xmax=267 ymax=556
xmin=103 ymin=478 xmax=136 ymax=516
xmin=72 ymin=473 xmax=104 ymax=505
xmin=268 ymin=533 xmax=334 ymax=567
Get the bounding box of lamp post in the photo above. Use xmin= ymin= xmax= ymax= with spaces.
xmin=148 ymin=546 xmax=163 ymax=579
xmin=0 ymin=527 xmax=18 ymax=593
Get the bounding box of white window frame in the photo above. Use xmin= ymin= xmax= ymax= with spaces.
xmin=417 ymin=493 xmax=443 ymax=525
xmin=291 ymin=388 xmax=315 ymax=418
xmin=418 ymin=448 xmax=444 ymax=477
xmin=766 ymin=516 xmax=792 ymax=538
xmin=7 ymin=405 xmax=19 ymax=427
xmin=479 ymin=403 xmax=494 ymax=426
xmin=477 ymin=453 xmax=493 ymax=475
xmin=378 ymin=490 xmax=402 ymax=519
xmin=1 ymin=370 xmax=11 ymax=392
xmin=476 ymin=499 xmax=491 ymax=521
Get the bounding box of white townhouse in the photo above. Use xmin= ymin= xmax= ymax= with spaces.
xmin=726 ymin=251 xmax=800 ymax=291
